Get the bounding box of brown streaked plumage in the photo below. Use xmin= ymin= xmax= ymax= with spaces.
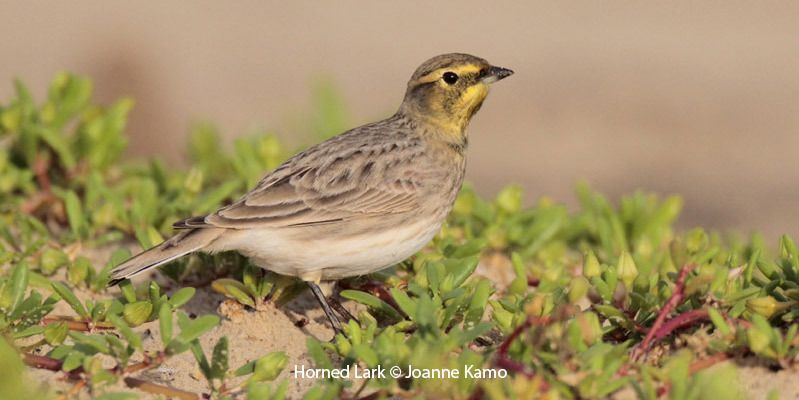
xmin=109 ymin=53 xmax=513 ymax=333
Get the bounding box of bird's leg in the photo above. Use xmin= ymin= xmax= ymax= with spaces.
xmin=307 ymin=282 xmax=344 ymax=334
xmin=329 ymin=295 xmax=359 ymax=325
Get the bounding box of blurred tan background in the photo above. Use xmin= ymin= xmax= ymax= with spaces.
xmin=1 ymin=2 xmax=797 ymax=240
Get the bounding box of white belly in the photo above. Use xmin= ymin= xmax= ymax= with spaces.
xmin=211 ymin=219 xmax=442 ymax=281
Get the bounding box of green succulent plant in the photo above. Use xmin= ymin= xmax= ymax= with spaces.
xmin=0 ymin=73 xmax=793 ymax=399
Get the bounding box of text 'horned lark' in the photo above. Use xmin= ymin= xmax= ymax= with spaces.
xmin=109 ymin=53 xmax=513 ymax=333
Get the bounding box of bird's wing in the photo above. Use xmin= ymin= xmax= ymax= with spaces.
xmin=175 ymin=129 xmax=424 ymax=230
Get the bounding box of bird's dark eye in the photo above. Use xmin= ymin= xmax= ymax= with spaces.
xmin=442 ymin=72 xmax=459 ymax=85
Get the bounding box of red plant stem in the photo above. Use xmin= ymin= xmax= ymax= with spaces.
xmin=124 ymin=377 xmax=199 ymax=400
xmin=24 ymin=353 xmax=64 ymax=371
xmin=68 ymin=379 xmax=87 ymax=396
xmin=41 ymin=317 xmax=116 ymax=331
xmin=123 ymin=352 xmax=167 ymax=374
xmin=20 ymin=191 xmax=57 ymax=216
xmin=498 ymin=318 xmax=536 ymax=356
xmin=24 ymin=351 xmax=186 ymax=398
xmin=652 ymin=309 xmax=710 ymax=343
xmin=689 ymin=352 xmax=730 ymax=374
xmin=632 ymin=264 xmax=695 ymax=361
xmin=494 ymin=356 xmax=534 ymax=378
xmin=466 ymin=387 xmax=485 ymax=400
xmin=493 ymin=316 xmax=551 ymax=387
xmin=649 ymin=307 xmax=754 ymax=352
xmin=734 ymin=318 xmax=753 ymax=329
xmin=23 ymin=353 xmax=83 ymax=379
xmin=33 ymin=155 xmax=52 ymax=193
xmin=57 ymin=379 xmax=87 ymax=400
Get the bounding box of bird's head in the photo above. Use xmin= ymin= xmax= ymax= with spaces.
xmin=399 ymin=53 xmax=513 ymax=134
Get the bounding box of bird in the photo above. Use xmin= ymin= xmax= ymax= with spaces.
xmin=109 ymin=53 xmax=513 ymax=333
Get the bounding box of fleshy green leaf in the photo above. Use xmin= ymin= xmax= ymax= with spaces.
xmin=51 ymin=281 xmax=88 ymax=318
xmin=339 ymin=290 xmax=402 ymax=321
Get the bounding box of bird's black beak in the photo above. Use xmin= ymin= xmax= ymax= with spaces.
xmin=483 ymin=66 xmax=514 ymax=84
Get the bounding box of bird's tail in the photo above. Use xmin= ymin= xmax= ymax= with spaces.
xmin=108 ymin=228 xmax=224 ymax=286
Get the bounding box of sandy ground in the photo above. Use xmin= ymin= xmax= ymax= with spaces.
xmin=18 ymin=245 xmax=797 ymax=399
xmin=27 ymin=273 xmax=341 ymax=399
xmin=22 ymin=244 xmax=341 ymax=398
xmin=738 ymin=364 xmax=799 ymax=400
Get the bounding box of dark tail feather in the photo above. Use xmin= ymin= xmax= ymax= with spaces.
xmin=108 ymin=228 xmax=223 ymax=286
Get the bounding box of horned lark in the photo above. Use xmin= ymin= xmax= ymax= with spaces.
xmin=110 ymin=53 xmax=513 ymax=332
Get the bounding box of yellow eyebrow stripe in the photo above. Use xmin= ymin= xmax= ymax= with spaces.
xmin=448 ymin=64 xmax=483 ymax=75
xmin=416 ymin=64 xmax=484 ymax=83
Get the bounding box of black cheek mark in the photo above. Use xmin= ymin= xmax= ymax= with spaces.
xmin=447 ymin=141 xmax=466 ymax=154
xmin=468 ymin=99 xmax=485 ymax=118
